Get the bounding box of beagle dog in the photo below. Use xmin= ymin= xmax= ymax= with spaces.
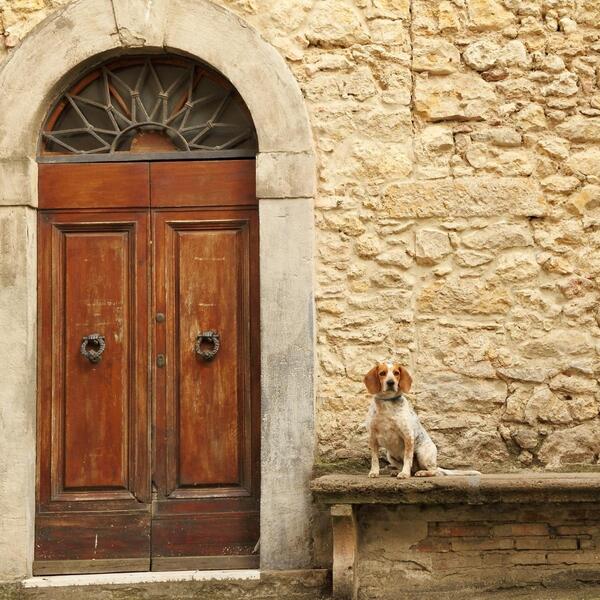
xmin=364 ymin=362 xmax=480 ymax=479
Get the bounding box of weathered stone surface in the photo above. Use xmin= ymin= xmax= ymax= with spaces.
xmin=375 ymin=248 xmax=413 ymax=269
xmin=2 ymin=571 xmax=331 ymax=599
xmin=306 ymin=3 xmax=369 ymax=48
xmin=513 ymin=103 xmax=548 ymax=131
xmin=414 ymin=72 xmax=496 ymax=122
xmin=495 ymin=149 xmax=535 ymax=176
xmin=556 ymin=116 xmax=600 ymax=143
xmin=414 ymin=124 xmax=454 ymax=179
xmin=437 ymin=0 xmax=461 ymax=31
xmin=0 ymin=207 xmax=36 ymax=580
xmin=522 ymin=330 xmax=594 ymax=359
xmin=512 ymin=426 xmax=539 ymax=450
xmin=413 ymin=38 xmax=460 ymax=74
xmin=257 ymin=151 xmax=316 ymax=198
xmin=495 ymin=253 xmax=540 ymax=281
xmin=549 ymin=373 xmax=598 ymax=395
xmin=311 ymin=472 xmax=600 ymax=504
xmin=462 ymin=222 xmax=533 ymax=250
xmin=463 ymin=39 xmax=500 ymax=72
xmin=112 ymin=0 xmax=170 ymax=46
xmin=497 ymin=40 xmax=530 ymax=68
xmin=350 ymin=139 xmax=413 ymax=181
xmin=566 ymin=148 xmax=600 ymax=176
xmin=497 ymin=366 xmax=552 ymax=383
xmin=487 ymin=127 xmax=522 ymax=147
xmin=434 ymin=427 xmax=511 ymax=467
xmin=418 ymin=276 xmax=512 ymax=315
xmin=414 ymin=372 xmax=507 ymax=413
xmin=569 ymin=185 xmax=600 ymax=216
xmin=538 ymin=422 xmax=600 ymax=468
xmin=260 ymin=198 xmax=315 ymax=569
xmin=355 ymin=233 xmax=383 ymax=258
xmin=503 ymin=385 xmax=572 ymax=425
xmin=0 ymin=158 xmax=37 ymax=206
xmin=455 ymin=249 xmax=494 ymax=267
xmin=466 ymin=0 xmax=516 ymax=31
xmin=541 ymin=71 xmax=579 ymax=97
xmin=541 ymin=175 xmax=580 ymax=194
xmin=415 ymin=228 xmax=452 ymax=264
xmin=382 ymin=178 xmax=545 ymax=218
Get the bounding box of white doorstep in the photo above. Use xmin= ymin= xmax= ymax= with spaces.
xmin=22 ymin=569 xmax=261 ymax=588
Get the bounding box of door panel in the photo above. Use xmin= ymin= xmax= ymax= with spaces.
xmin=63 ymin=231 xmax=131 ymax=491
xmin=38 ymin=163 xmax=150 ymax=209
xmin=177 ymin=226 xmax=241 ymax=488
xmin=35 ymin=514 xmax=151 ymax=568
xmin=35 ymin=211 xmax=151 ymax=574
xmin=150 ymin=160 xmax=256 ymax=208
xmin=152 ymin=209 xmax=260 ymax=566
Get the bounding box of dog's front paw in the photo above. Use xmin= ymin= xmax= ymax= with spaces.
xmin=396 ymin=471 xmax=410 ymax=479
xmin=368 ymin=470 xmax=379 ymax=478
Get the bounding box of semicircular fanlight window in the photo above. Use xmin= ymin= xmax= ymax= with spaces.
xmin=41 ymin=56 xmax=258 ymax=156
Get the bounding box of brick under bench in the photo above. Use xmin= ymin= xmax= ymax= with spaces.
xmin=311 ymin=473 xmax=600 ymax=600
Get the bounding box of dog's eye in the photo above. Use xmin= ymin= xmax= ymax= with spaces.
xmin=378 ymin=371 xmax=386 ymax=377
xmin=393 ymin=370 xmax=400 ymax=376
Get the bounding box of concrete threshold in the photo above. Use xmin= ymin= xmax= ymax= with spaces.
xmin=22 ymin=569 xmax=261 ymax=588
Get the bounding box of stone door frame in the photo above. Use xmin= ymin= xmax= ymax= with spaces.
xmin=0 ymin=0 xmax=316 ymax=580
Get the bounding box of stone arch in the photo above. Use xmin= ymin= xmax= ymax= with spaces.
xmin=0 ymin=0 xmax=315 ymax=579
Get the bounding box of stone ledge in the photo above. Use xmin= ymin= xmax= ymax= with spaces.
xmin=0 ymin=570 xmax=330 ymax=600
xmin=311 ymin=473 xmax=600 ymax=505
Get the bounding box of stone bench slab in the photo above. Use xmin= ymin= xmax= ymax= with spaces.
xmin=311 ymin=472 xmax=600 ymax=506
xmin=312 ymin=472 xmax=600 ymax=599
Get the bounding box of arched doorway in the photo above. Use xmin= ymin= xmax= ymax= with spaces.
xmin=0 ymin=0 xmax=315 ymax=579
xmin=35 ymin=54 xmax=260 ymax=575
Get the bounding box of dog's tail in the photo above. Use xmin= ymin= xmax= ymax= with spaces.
xmin=437 ymin=467 xmax=481 ymax=476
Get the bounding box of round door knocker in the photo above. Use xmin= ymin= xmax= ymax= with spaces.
xmin=195 ymin=330 xmax=220 ymax=361
xmin=80 ymin=333 xmax=106 ymax=364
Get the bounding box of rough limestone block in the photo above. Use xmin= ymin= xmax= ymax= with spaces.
xmin=382 ymin=178 xmax=546 ymax=219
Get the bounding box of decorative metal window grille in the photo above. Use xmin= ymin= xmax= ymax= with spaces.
xmin=41 ymin=56 xmax=258 ymax=156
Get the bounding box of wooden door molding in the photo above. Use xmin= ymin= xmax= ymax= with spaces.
xmin=36 ymin=210 xmax=151 ymax=572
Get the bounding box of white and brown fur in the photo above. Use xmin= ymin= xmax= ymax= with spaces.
xmin=364 ymin=362 xmax=480 ymax=479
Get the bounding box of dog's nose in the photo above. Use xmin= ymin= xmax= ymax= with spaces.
xmin=386 ymin=380 xmax=395 ymax=388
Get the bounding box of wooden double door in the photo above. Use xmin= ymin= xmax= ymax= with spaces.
xmin=35 ymin=160 xmax=260 ymax=575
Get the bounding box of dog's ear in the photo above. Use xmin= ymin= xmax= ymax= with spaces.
xmin=398 ymin=366 xmax=412 ymax=393
xmin=364 ymin=365 xmax=381 ymax=394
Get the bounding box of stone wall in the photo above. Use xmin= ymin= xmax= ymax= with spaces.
xmin=357 ymin=501 xmax=600 ymax=598
xmin=2 ymin=0 xmax=600 ymax=472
